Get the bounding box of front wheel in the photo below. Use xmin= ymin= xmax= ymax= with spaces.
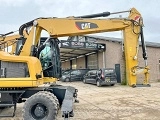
xmin=23 ymin=91 xmax=58 ymax=120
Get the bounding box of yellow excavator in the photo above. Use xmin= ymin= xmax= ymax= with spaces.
xmin=0 ymin=33 xmax=18 ymax=54
xmin=0 ymin=7 xmax=150 ymax=120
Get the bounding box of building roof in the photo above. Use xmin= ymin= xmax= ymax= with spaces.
xmin=86 ymin=35 xmax=160 ymax=48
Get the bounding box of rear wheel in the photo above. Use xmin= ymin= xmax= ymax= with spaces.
xmin=23 ymin=91 xmax=58 ymax=120
xmin=111 ymin=84 xmax=115 ymax=86
xmin=96 ymin=80 xmax=101 ymax=87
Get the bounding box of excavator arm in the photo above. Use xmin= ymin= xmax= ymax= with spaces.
xmin=0 ymin=34 xmax=19 ymax=54
xmin=0 ymin=8 xmax=149 ymax=86
xmin=17 ymin=8 xmax=149 ymax=86
xmin=0 ymin=31 xmax=29 ymax=54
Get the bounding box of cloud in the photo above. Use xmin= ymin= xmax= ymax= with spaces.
xmin=0 ymin=0 xmax=27 ymax=7
xmin=33 ymin=0 xmax=92 ymax=17
xmin=144 ymin=17 xmax=160 ymax=34
xmin=0 ymin=24 xmax=19 ymax=34
xmin=0 ymin=0 xmax=159 ymax=42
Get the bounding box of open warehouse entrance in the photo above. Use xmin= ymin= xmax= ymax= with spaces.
xmin=59 ymin=36 xmax=105 ymax=70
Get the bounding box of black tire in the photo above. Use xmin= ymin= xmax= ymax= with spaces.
xmin=132 ymin=84 xmax=136 ymax=88
xmin=0 ymin=107 xmax=6 ymax=109
xmin=65 ymin=77 xmax=70 ymax=82
xmin=23 ymin=91 xmax=58 ymax=120
xmin=111 ymin=84 xmax=115 ymax=86
xmin=39 ymin=91 xmax=60 ymax=111
xmin=96 ymin=80 xmax=101 ymax=87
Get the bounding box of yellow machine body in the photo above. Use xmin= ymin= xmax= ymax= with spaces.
xmin=0 ymin=51 xmax=43 ymax=87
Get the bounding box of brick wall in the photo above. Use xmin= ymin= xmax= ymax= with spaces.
xmin=103 ymin=40 xmax=160 ymax=83
xmin=98 ymin=52 xmax=103 ymax=68
xmin=138 ymin=46 xmax=160 ymax=82
xmin=102 ymin=40 xmax=125 ymax=83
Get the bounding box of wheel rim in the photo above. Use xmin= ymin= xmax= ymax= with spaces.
xmin=97 ymin=81 xmax=100 ymax=86
xmin=65 ymin=78 xmax=70 ymax=82
xmin=83 ymin=79 xmax=86 ymax=83
xmin=31 ymin=103 xmax=48 ymax=119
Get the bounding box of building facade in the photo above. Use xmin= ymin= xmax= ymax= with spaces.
xmin=61 ymin=35 xmax=160 ymax=83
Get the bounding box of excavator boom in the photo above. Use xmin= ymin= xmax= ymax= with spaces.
xmin=15 ymin=7 xmax=149 ymax=86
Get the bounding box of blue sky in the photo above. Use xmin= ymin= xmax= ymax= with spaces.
xmin=0 ymin=0 xmax=159 ymax=42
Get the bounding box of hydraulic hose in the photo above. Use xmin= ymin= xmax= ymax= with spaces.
xmin=19 ymin=20 xmax=34 ymax=37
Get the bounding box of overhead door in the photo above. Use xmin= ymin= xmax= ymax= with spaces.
xmin=87 ymin=54 xmax=98 ymax=69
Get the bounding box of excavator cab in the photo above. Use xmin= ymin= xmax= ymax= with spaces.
xmin=38 ymin=38 xmax=62 ymax=78
xmin=13 ymin=36 xmax=62 ymax=79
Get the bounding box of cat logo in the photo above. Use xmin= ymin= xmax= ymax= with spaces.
xmin=81 ymin=23 xmax=91 ymax=29
xmin=75 ymin=22 xmax=98 ymax=30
